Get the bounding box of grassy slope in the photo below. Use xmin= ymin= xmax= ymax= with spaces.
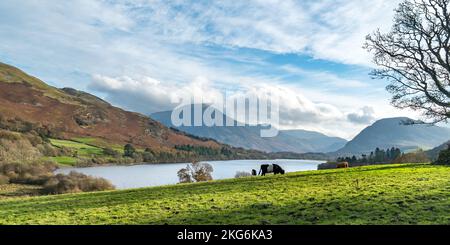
xmin=49 ymin=139 xmax=104 ymax=156
xmin=0 ymin=163 xmax=450 ymax=224
xmin=48 ymin=138 xmax=107 ymax=165
xmin=71 ymin=137 xmax=125 ymax=154
xmin=0 ymin=184 xmax=42 ymax=199
xmin=47 ymin=138 xmax=140 ymax=165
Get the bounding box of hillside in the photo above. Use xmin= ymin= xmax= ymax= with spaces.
xmin=151 ymin=106 xmax=347 ymax=153
xmin=0 ymin=62 xmax=221 ymax=151
xmin=335 ymin=117 xmax=450 ymax=155
xmin=1 ymin=163 xmax=449 ymax=224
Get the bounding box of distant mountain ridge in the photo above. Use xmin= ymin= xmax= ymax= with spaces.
xmin=151 ymin=106 xmax=347 ymax=153
xmin=335 ymin=117 xmax=450 ymax=155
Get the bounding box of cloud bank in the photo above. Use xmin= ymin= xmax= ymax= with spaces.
xmin=0 ymin=0 xmax=417 ymax=139
xmin=91 ymin=74 xmax=386 ymax=138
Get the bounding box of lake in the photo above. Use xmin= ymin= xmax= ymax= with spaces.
xmin=55 ymin=159 xmax=324 ymax=189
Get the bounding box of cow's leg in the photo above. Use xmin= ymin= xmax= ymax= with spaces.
xmin=260 ymin=165 xmax=269 ymax=176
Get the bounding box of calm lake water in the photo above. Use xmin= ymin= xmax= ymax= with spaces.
xmin=55 ymin=159 xmax=324 ymax=189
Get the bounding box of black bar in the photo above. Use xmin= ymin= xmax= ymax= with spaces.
xmin=0 ymin=225 xmax=448 ymax=243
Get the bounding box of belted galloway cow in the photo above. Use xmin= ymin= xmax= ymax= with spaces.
xmin=259 ymin=164 xmax=285 ymax=176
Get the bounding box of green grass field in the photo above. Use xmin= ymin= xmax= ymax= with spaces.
xmin=0 ymin=163 xmax=449 ymax=224
xmin=49 ymin=139 xmax=106 ymax=165
xmin=44 ymin=156 xmax=78 ymax=165
xmin=71 ymin=137 xmax=124 ymax=154
xmin=50 ymin=139 xmax=104 ymax=156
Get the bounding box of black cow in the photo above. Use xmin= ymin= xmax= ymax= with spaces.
xmin=258 ymin=164 xmax=285 ymax=176
xmin=251 ymin=169 xmax=257 ymax=176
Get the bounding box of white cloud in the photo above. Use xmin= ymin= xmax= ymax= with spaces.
xmin=113 ymin=0 xmax=401 ymax=66
xmin=280 ymin=65 xmax=370 ymax=89
xmin=90 ymin=74 xmax=223 ymax=114
xmin=347 ymin=106 xmax=376 ymax=124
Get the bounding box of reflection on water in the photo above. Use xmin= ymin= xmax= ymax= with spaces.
xmin=55 ymin=159 xmax=324 ymax=189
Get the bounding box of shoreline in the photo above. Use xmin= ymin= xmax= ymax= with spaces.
xmin=56 ymin=158 xmax=327 ymax=169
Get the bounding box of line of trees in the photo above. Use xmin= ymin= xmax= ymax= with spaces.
xmin=119 ymin=143 xmax=244 ymax=164
xmin=337 ymin=147 xmax=402 ymax=164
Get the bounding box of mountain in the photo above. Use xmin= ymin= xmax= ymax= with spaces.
xmin=281 ymin=129 xmax=347 ymax=153
xmin=335 ymin=117 xmax=450 ymax=155
xmin=151 ymin=106 xmax=347 ymax=153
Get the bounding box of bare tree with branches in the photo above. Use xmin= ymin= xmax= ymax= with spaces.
xmin=364 ymin=0 xmax=450 ymax=123
xmin=177 ymin=161 xmax=213 ymax=183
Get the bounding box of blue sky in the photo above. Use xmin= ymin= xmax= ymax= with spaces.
xmin=0 ymin=0 xmax=421 ymax=139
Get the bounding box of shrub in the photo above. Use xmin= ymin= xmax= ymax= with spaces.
xmin=43 ymin=171 xmax=115 ymax=194
xmin=25 ymin=134 xmax=44 ymax=146
xmin=394 ymin=150 xmax=430 ymax=163
xmin=318 ymin=162 xmax=338 ymax=170
xmin=0 ymin=130 xmax=22 ymax=141
xmin=36 ymin=143 xmax=59 ymax=157
xmin=177 ymin=161 xmax=213 ymax=183
xmin=91 ymin=157 xmax=107 ymax=165
xmin=76 ymin=158 xmax=109 ymax=167
xmin=0 ymin=174 xmax=9 ymax=184
xmin=131 ymin=152 xmax=143 ymax=162
xmin=74 ymin=158 xmax=94 ymax=167
xmin=123 ymin=144 xmax=136 ymax=157
xmin=434 ymin=145 xmax=450 ymax=165
xmin=235 ymin=171 xmax=252 ymax=178
xmin=142 ymin=151 xmax=155 ymax=162
xmin=103 ymin=147 xmax=119 ymax=157
xmin=0 ymin=162 xmax=56 ymax=185
xmin=58 ymin=146 xmax=77 ymax=157
xmin=177 ymin=168 xmax=193 ymax=183
xmin=110 ymin=157 xmax=135 ymax=164
xmin=0 ymin=138 xmax=42 ymax=163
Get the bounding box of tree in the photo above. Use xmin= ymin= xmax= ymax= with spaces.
xmin=369 ymin=151 xmax=374 ymax=163
xmin=361 ymin=154 xmax=368 ymax=163
xmin=177 ymin=168 xmax=193 ymax=183
xmin=387 ymin=148 xmax=392 ymax=160
xmin=435 ymin=144 xmax=450 ymax=164
xmin=177 ymin=161 xmax=214 ymax=183
xmin=394 ymin=149 xmax=430 ymax=163
xmin=374 ymin=147 xmax=383 ymax=162
xmin=123 ymin=144 xmax=136 ymax=157
xmin=103 ymin=147 xmax=119 ymax=157
xmin=392 ymin=147 xmax=402 ymax=160
xmin=365 ymin=0 xmax=450 ymax=123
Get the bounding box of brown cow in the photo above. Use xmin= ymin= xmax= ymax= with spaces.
xmin=336 ymin=162 xmax=349 ymax=168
